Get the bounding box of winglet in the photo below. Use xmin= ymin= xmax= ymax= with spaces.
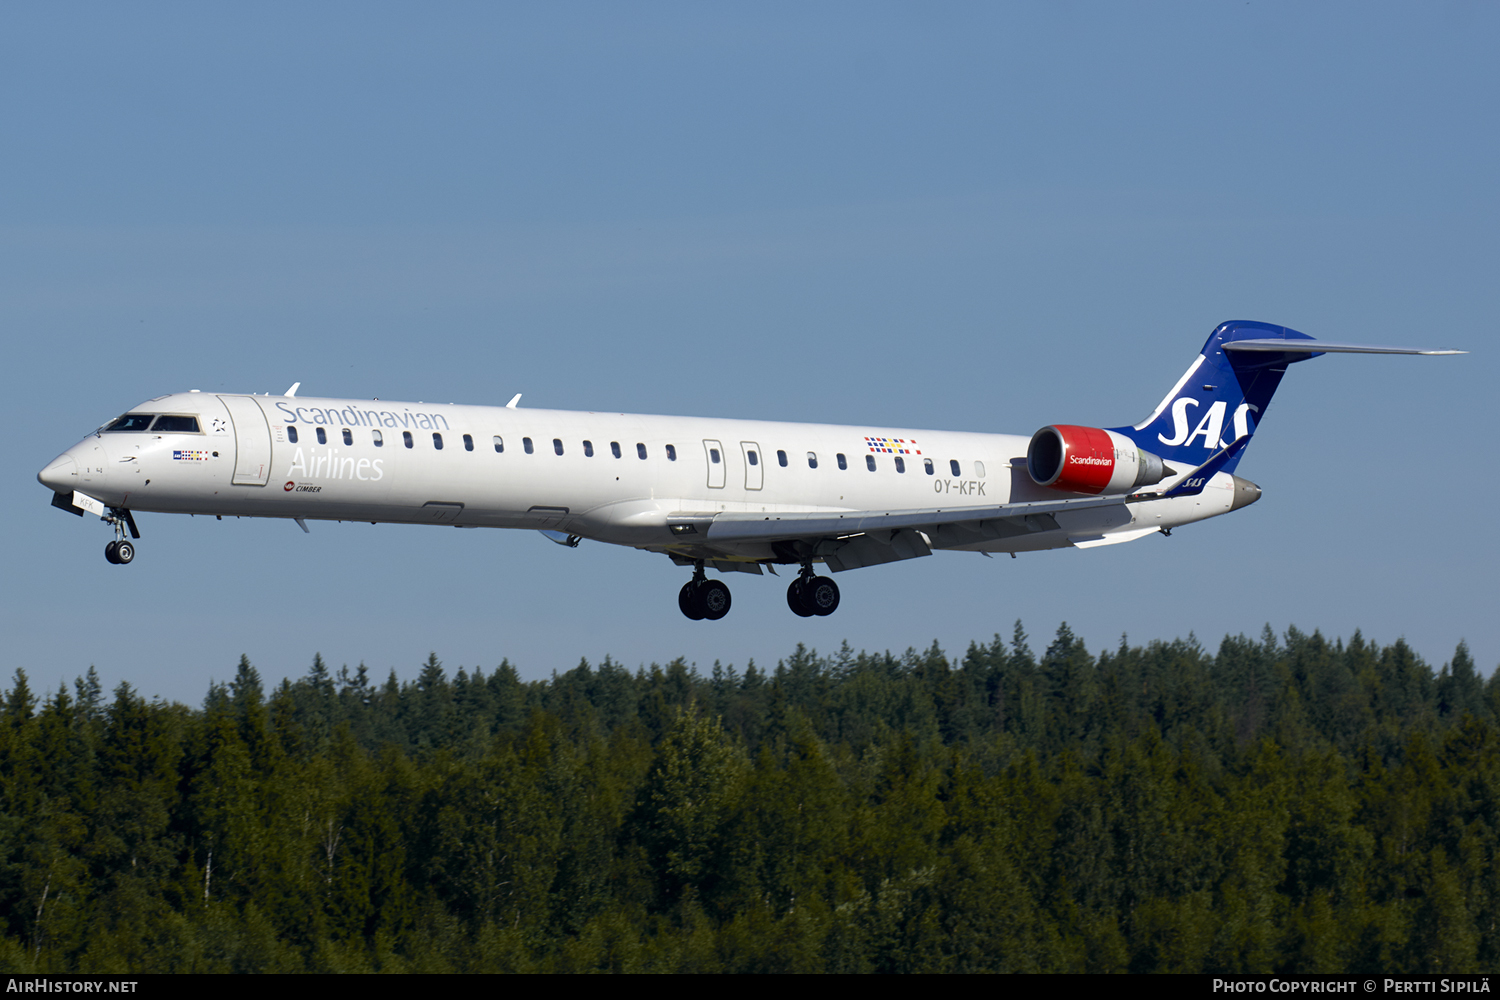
xmin=506 ymin=393 xmax=522 ymax=409
xmin=285 ymin=382 xmax=301 ymax=397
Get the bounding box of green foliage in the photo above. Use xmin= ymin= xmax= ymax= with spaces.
xmin=0 ymin=627 xmax=1495 ymax=971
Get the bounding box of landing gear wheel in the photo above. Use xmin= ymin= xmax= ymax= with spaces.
xmin=679 ymin=582 xmax=706 ymax=621
xmin=699 ymin=580 xmax=731 ymax=621
xmin=114 ymin=540 xmax=135 ymax=564
xmin=787 ymin=579 xmax=815 ymax=617
xmin=806 ymin=575 xmax=839 ymax=616
xmin=104 ymin=540 xmax=120 ymax=564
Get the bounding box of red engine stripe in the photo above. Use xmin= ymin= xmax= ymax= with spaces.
xmin=1052 ymin=424 xmax=1115 ymax=494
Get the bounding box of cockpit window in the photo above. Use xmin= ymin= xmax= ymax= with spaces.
xmin=102 ymin=414 xmax=157 ymax=432
xmin=153 ymin=415 xmax=200 ymax=433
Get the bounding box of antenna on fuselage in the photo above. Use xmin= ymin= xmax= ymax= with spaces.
xmin=285 ymin=382 xmax=301 ymax=397
xmin=506 ymin=393 xmax=522 ymax=408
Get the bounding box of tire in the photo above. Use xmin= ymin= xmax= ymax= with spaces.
xmin=104 ymin=540 xmax=120 ymax=564
xmin=114 ymin=540 xmax=135 ymax=565
xmin=679 ymin=582 xmax=706 ymax=620
xmin=807 ymin=576 xmax=839 ymax=616
xmin=786 ymin=579 xmax=814 ymax=617
xmin=700 ymin=580 xmax=731 ymax=621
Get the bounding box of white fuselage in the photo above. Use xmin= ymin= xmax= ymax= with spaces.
xmin=39 ymin=391 xmax=1243 ymax=566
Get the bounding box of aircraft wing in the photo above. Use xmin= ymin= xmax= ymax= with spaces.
xmin=666 ymin=437 xmax=1245 ymax=572
xmin=695 ymin=493 xmax=1129 ymax=544
xmin=657 ymin=492 xmax=1134 ymax=572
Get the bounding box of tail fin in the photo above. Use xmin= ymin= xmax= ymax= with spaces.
xmin=1108 ymin=320 xmax=1318 ymax=474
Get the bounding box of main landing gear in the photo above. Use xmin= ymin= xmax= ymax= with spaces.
xmin=679 ymin=562 xmax=732 ymax=621
xmin=675 ymin=561 xmax=841 ymax=620
xmin=787 ymin=564 xmax=839 ymax=618
xmin=102 ymin=508 xmax=140 ymax=565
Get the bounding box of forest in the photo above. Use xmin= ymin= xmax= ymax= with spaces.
xmin=1 ymin=622 xmax=1496 ymax=973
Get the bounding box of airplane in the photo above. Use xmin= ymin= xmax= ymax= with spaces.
xmin=37 ymin=321 xmax=1460 ymax=620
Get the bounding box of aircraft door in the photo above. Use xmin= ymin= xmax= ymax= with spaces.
xmin=741 ymin=441 xmax=763 ymax=490
xmin=217 ymin=395 xmax=273 ymax=486
xmin=703 ymin=439 xmax=725 ymax=489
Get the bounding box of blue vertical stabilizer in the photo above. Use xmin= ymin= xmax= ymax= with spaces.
xmin=1108 ymin=321 xmax=1320 ymax=474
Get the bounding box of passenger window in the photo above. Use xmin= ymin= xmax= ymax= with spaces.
xmin=611 ymin=441 xmax=622 ymax=459
xmin=777 ymin=450 xmax=788 ymax=467
xmin=463 ymin=434 xmax=474 ymax=452
xmin=433 ymin=433 xmax=444 ymax=450
xmin=316 ymin=428 xmax=327 ymax=445
xmin=748 ymin=450 xmax=758 ymax=466
xmin=666 ymin=444 xmax=676 ymax=461
xmin=493 ymin=435 xmax=503 ymax=453
xmin=553 ymin=438 xmax=564 ymax=456
xmin=836 ymin=453 xmax=847 ymax=470
xmin=950 ymin=459 xmax=961 ymax=477
xmin=287 ymin=426 xmax=299 ymax=444
xmin=924 ymin=458 xmax=933 ymax=475
xmin=866 ymin=455 xmax=876 ymax=472
xmin=637 ymin=443 xmax=647 ymax=459
xmin=373 ymin=430 xmax=382 ymax=447
xmin=403 ymin=431 xmax=413 ymax=449
xmin=710 ymin=448 xmax=721 ymax=464
xmin=807 ymin=452 xmax=818 ymax=469
xmin=584 ymin=440 xmax=594 ymax=457
xmin=895 ymin=456 xmax=905 ymax=473
xmin=523 ymin=437 xmax=534 ymax=454
xmin=975 ymin=460 xmax=986 ymax=478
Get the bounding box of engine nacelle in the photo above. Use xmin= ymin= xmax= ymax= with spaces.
xmin=1027 ymin=425 xmax=1170 ymax=495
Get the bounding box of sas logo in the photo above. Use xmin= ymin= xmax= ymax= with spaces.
xmin=1158 ymin=399 xmax=1258 ymax=450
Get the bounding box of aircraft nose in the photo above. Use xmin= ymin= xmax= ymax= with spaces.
xmin=38 ymin=453 xmax=78 ymax=494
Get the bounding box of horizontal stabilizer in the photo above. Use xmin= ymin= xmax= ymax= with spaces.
xmin=1223 ymin=339 xmax=1465 ymax=356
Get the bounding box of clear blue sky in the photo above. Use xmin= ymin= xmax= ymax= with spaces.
xmin=5 ymin=2 xmax=1496 ymax=705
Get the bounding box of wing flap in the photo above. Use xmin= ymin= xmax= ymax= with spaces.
xmin=819 ymin=529 xmax=934 ymax=572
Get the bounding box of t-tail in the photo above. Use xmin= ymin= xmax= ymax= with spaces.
xmin=1109 ymin=320 xmax=1464 ymax=476
xmin=1108 ymin=320 xmax=1305 ymax=475
xmin=1025 ymin=320 xmax=1462 ymax=497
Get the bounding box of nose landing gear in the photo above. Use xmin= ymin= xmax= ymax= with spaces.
xmin=102 ymin=508 xmax=140 ymax=565
xmin=787 ymin=564 xmax=839 ymax=617
xmin=678 ymin=562 xmax=732 ymax=621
